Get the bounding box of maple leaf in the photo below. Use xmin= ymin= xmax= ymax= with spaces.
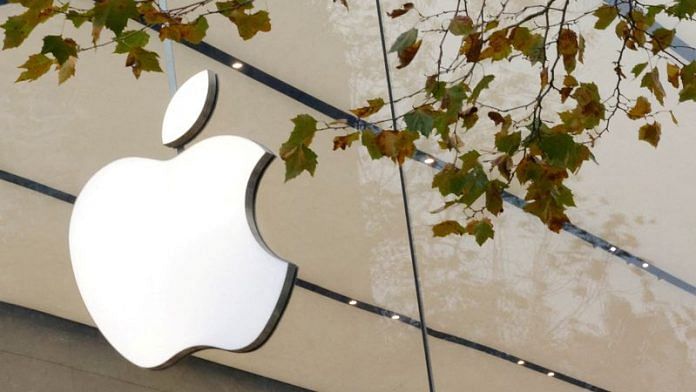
xmin=593 ymin=5 xmax=618 ymax=29
xmin=333 ymin=132 xmax=360 ymax=150
xmin=404 ymin=107 xmax=435 ymax=137
xmin=480 ymin=29 xmax=511 ymax=61
xmin=641 ymin=68 xmax=666 ymax=105
xmin=631 ymin=62 xmax=648 ymax=78
xmin=125 ymin=47 xmax=162 ymax=78
xmin=668 ymin=0 xmax=696 ymax=19
xmin=57 ymin=55 xmax=77 ymax=84
xmin=667 ymin=63 xmax=680 ymax=88
xmin=160 ymin=17 xmax=209 ymax=44
xmin=448 ymin=15 xmax=473 ymax=36
xmin=374 ymin=130 xmax=418 ymax=164
xmin=16 ymin=53 xmax=53 ymax=82
xmin=350 ymin=98 xmax=385 ymax=118
xmin=279 ymin=114 xmax=319 ymax=181
xmin=388 ymin=3 xmax=414 ymax=18
xmin=627 ymin=96 xmax=652 ymax=120
xmin=114 ymin=30 xmax=149 ymax=54
xmin=557 ymin=28 xmax=578 ymax=73
xmin=650 ymin=28 xmax=675 ymax=54
xmin=432 ymin=220 xmax=466 ymax=237
xmin=397 ymin=39 xmax=422 ymax=69
xmin=389 ymin=28 xmax=418 ymax=53
xmin=460 ymin=33 xmax=482 ymax=62
xmin=465 ymin=218 xmax=494 ymax=245
xmin=468 ymin=75 xmax=494 ymax=104
xmin=40 ymin=35 xmax=77 ymax=65
xmin=1 ymin=0 xmax=56 ymax=50
xmin=216 ymin=1 xmax=271 ymax=40
xmin=485 ymin=180 xmax=506 ymax=215
xmin=638 ymin=121 xmax=661 ymax=147
xmin=92 ymin=0 xmax=139 ymax=43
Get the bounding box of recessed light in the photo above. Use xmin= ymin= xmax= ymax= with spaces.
xmin=348 ymin=299 xmax=357 ymax=305
xmin=423 ymin=157 xmax=435 ymax=165
xmin=609 ymin=246 xmax=617 ymax=252
xmin=642 ymin=262 xmax=649 ymax=268
xmin=517 ymin=360 xmax=525 ymax=365
xmin=547 ymin=372 xmax=555 ymax=377
xmin=391 ymin=314 xmax=400 ymax=320
xmin=232 ymin=62 xmax=244 ymax=69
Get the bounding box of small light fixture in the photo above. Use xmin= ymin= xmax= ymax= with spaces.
xmin=423 ymin=157 xmax=435 ymax=165
xmin=609 ymin=246 xmax=617 ymax=252
xmin=642 ymin=262 xmax=649 ymax=268
xmin=547 ymin=372 xmax=555 ymax=377
xmin=348 ymin=299 xmax=357 ymax=305
xmin=517 ymin=360 xmax=525 ymax=365
xmin=232 ymin=61 xmax=244 ymax=69
xmin=391 ymin=314 xmax=400 ymax=320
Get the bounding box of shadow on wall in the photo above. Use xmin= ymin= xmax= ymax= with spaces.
xmin=0 ymin=302 xmax=309 ymax=392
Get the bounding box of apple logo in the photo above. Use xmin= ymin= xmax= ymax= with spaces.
xmin=69 ymin=70 xmax=297 ymax=369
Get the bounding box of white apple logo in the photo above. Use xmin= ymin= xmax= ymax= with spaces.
xmin=69 ymin=70 xmax=297 ymax=369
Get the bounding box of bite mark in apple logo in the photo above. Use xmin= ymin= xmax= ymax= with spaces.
xmin=69 ymin=70 xmax=298 ymax=369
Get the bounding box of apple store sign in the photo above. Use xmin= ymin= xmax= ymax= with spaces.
xmin=68 ymin=70 xmax=297 ymax=369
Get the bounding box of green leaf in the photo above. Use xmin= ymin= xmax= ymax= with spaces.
xmin=679 ymin=61 xmax=696 ymax=102
xmin=433 ymin=220 xmax=466 ymax=237
xmin=631 ymin=62 xmax=648 ymax=77
xmin=389 ymin=28 xmax=417 ymax=53
xmin=361 ymin=130 xmax=383 ymax=160
xmin=538 ymin=133 xmax=590 ymax=172
xmin=282 ymin=145 xmax=318 ymax=181
xmin=432 ymin=156 xmax=488 ymax=206
xmin=495 ymin=130 xmax=521 ymax=155
xmin=41 ymin=35 xmax=77 ymax=65
xmin=641 ymin=67 xmax=666 ymax=105
xmin=468 ymin=75 xmax=494 ymax=103
xmin=124 ymin=47 xmax=162 ymax=78
xmin=66 ymin=10 xmax=92 ymax=28
xmin=216 ymin=1 xmax=271 ymax=40
xmin=279 ymin=114 xmax=319 ymax=180
xmin=651 ymin=28 xmax=675 ymax=54
xmin=638 ymin=121 xmax=661 ymax=147
xmin=16 ymin=53 xmax=53 ymax=82
xmin=1 ymin=2 xmax=55 ymax=50
xmin=114 ymin=30 xmax=149 ymax=54
xmin=448 ymin=15 xmax=473 ymax=36
xmin=404 ymin=107 xmax=435 ymax=137
xmin=668 ymin=0 xmax=696 ymax=19
xmin=425 ymin=76 xmax=446 ymax=99
xmin=593 ymin=5 xmax=618 ymax=29
xmin=92 ymin=0 xmax=139 ymax=42
xmin=465 ymin=218 xmax=494 ymax=245
xmin=510 ymin=27 xmax=544 ymax=64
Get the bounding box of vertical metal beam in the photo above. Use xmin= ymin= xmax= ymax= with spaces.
xmin=374 ymin=1 xmax=436 ymax=390
xmin=158 ymin=0 xmax=178 ymax=97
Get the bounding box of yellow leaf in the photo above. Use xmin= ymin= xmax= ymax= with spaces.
xmin=667 ymin=63 xmax=680 ymax=88
xmin=638 ymin=121 xmax=661 ymax=147
xmin=627 ymin=96 xmax=651 ymax=119
xmin=57 ymin=55 xmax=76 ymax=84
